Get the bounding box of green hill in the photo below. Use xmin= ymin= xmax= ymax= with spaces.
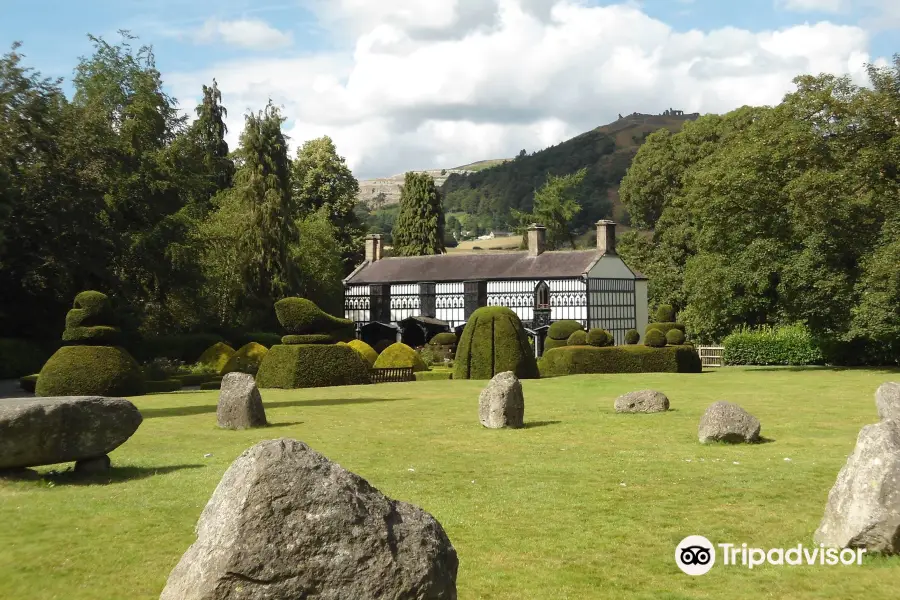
xmin=441 ymin=111 xmax=700 ymax=231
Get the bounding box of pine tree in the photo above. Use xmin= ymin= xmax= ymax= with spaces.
xmin=191 ymin=79 xmax=234 ymax=196
xmin=392 ymin=172 xmax=445 ymax=256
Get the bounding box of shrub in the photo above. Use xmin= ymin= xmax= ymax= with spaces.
xmin=36 ymin=346 xmax=145 ymax=396
xmin=196 ymin=342 xmax=235 ymax=373
xmin=142 ymin=357 xmax=185 ymax=381
xmin=415 ymin=371 xmax=453 ymax=381
xmin=374 ymin=339 xmax=395 ymax=354
xmin=131 ymin=333 xmax=226 ymax=363
xmin=538 ymin=345 xmax=702 ymax=377
xmin=417 ymin=345 xmax=439 ymax=368
xmin=453 ymin=306 xmax=539 ymax=380
xmin=374 ymin=343 xmax=428 ymax=372
xmin=0 ymin=338 xmax=55 ymax=379
xmin=624 ymin=329 xmax=640 ymax=345
xmin=666 ymin=329 xmax=686 ymax=345
xmin=348 ymin=339 xmax=378 ymax=367
xmin=586 ymin=328 xmax=613 ymax=347
xmin=723 ymin=324 xmax=824 ymax=366
xmin=567 ymin=330 xmax=588 ymax=346
xmin=19 ymin=374 xmax=38 ymax=393
xmin=645 ymin=328 xmax=666 ymax=348
xmin=144 ymin=379 xmax=183 ymax=393
xmin=644 ymin=322 xmax=686 ymax=337
xmin=221 ymin=342 xmax=268 ymax=376
xmin=281 ymin=334 xmax=338 ymax=345
xmin=429 ymin=332 xmax=457 ymax=346
xmin=256 ymin=343 xmax=370 ymax=389
xmin=274 ymin=297 xmax=355 ymax=339
xmin=548 ymin=320 xmax=584 ymax=342
xmin=655 ymin=304 xmax=676 ymax=322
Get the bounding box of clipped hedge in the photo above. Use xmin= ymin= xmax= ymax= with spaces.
xmin=274 ymin=297 xmax=355 ymax=339
xmin=587 ymin=328 xmax=613 ymax=347
xmin=36 ymin=345 xmax=145 ymax=396
xmin=256 ymin=343 xmax=370 ymax=389
xmin=539 ymin=344 xmax=702 ymax=377
xmin=415 ymin=370 xmax=453 ymax=381
xmin=221 ymin=342 xmax=268 ymax=376
xmin=196 ymin=342 xmax=235 ymax=373
xmin=625 ymin=329 xmax=640 ymax=345
xmin=429 ymin=332 xmax=457 ymax=346
xmin=374 ymin=343 xmax=428 ymax=372
xmin=645 ymin=328 xmax=666 ymax=347
xmin=348 ymin=339 xmax=378 ymax=367
xmin=453 ymin=306 xmax=539 ymax=380
xmin=19 ymin=374 xmax=39 ymax=393
xmin=723 ymin=324 xmax=824 ymax=366
xmin=145 ymin=379 xmax=183 ymax=393
xmin=567 ymin=330 xmax=588 ymax=346
xmin=0 ymin=338 xmax=55 ymax=379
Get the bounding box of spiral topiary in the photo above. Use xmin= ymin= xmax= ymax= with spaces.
xmin=645 ymin=328 xmax=666 ymax=348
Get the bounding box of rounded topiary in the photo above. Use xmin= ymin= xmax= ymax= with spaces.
xmin=587 ymin=328 xmax=613 ymax=347
xmin=645 ymin=328 xmax=666 ymax=348
xmin=220 ymin=342 xmax=268 ymax=376
xmin=348 ymin=339 xmax=378 ymax=367
xmin=567 ymin=330 xmax=588 ymax=346
xmin=274 ymin=297 xmax=354 ymax=339
xmin=624 ymin=329 xmax=640 ymax=345
xmin=453 ymin=306 xmax=539 ymax=380
xmin=656 ymin=304 xmax=676 ymax=323
xmin=36 ymin=345 xmax=144 ymax=396
xmin=545 ymin=320 xmax=584 ymax=351
xmin=196 ymin=342 xmax=235 ymax=373
xmin=429 ymin=332 xmax=458 ymax=347
xmin=374 ymin=339 xmax=394 ymax=354
xmin=666 ymin=328 xmax=686 ymax=345
xmin=373 ymin=342 xmax=428 ymax=372
xmin=256 ymin=343 xmax=370 ymax=389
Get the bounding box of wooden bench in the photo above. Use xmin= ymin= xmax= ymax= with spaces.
xmin=369 ymin=367 xmax=416 ymax=384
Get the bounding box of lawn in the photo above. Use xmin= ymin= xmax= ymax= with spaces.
xmin=2 ymin=367 xmax=899 ymax=599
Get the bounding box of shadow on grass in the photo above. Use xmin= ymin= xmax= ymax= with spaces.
xmin=1 ymin=463 xmax=204 ymax=486
xmin=524 ymin=420 xmax=562 ymax=429
xmin=141 ymin=396 xmax=411 ymax=419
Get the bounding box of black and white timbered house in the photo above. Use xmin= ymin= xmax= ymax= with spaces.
xmin=343 ymin=221 xmax=649 ymax=356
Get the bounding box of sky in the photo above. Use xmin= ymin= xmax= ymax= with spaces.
xmin=2 ymin=0 xmax=897 ymax=179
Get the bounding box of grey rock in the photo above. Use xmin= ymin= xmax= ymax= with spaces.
xmin=698 ymin=401 xmax=761 ymax=444
xmin=0 ymin=396 xmax=142 ymax=469
xmin=217 ymin=373 xmax=266 ymax=430
xmin=615 ymin=390 xmax=669 ymax=413
xmin=814 ymin=420 xmax=900 ymax=555
xmin=876 ymin=382 xmax=900 ymax=422
xmin=479 ymin=371 xmax=524 ymax=429
xmin=160 ymin=438 xmax=458 ymax=600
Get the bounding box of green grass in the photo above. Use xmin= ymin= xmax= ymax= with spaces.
xmin=1 ymin=367 xmax=899 ymax=599
xmin=452 ymin=158 xmax=511 ymax=172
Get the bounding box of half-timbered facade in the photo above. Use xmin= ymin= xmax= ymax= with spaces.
xmin=343 ymin=221 xmax=649 ymax=355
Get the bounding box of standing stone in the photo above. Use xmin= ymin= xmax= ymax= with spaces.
xmin=159 ymin=439 xmax=458 ymax=600
xmin=814 ymin=420 xmax=900 ymax=554
xmin=876 ymin=382 xmax=900 ymax=422
xmin=0 ymin=396 xmax=142 ymax=469
xmin=615 ymin=390 xmax=670 ymax=413
xmin=478 ymin=371 xmax=524 ymax=429
xmin=698 ymin=401 xmax=761 ymax=444
xmin=216 ymin=373 xmax=266 ymax=430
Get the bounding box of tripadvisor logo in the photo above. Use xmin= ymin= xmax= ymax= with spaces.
xmin=675 ymin=536 xmax=866 ymax=576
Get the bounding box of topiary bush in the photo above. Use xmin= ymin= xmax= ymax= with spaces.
xmin=429 ymin=332 xmax=457 ymax=346
xmin=567 ymin=330 xmax=588 ymax=346
xmin=645 ymin=328 xmax=666 ymax=348
xmin=655 ymin=304 xmax=676 ymax=322
xmin=723 ymin=324 xmax=824 ymax=366
xmin=453 ymin=306 xmax=539 ymax=380
xmin=196 ymin=342 xmax=235 ymax=373
xmin=586 ymin=328 xmax=613 ymax=347
xmin=348 ymin=339 xmax=378 ymax=367
xmin=274 ymin=297 xmax=355 ymax=340
xmin=644 ymin=322 xmax=686 ymax=337
xmin=36 ymin=345 xmax=145 ymax=396
xmin=538 ymin=345 xmax=702 ymax=377
xmin=256 ymin=344 xmax=370 ymax=389
xmin=220 ymin=342 xmax=268 ymax=376
xmin=625 ymin=329 xmax=640 ymax=345
xmin=544 ymin=320 xmax=584 ymax=351
xmin=373 ymin=343 xmax=428 ymax=372
xmin=666 ymin=328 xmax=686 ymax=345
xmin=415 ymin=371 xmax=453 ymax=381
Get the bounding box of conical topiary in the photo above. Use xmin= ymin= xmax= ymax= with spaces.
xmin=36 ymin=291 xmax=144 ymax=396
xmin=453 ymin=306 xmax=539 ymax=380
xmin=197 ymin=342 xmax=235 ymax=373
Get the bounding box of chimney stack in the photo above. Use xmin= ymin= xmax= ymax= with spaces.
xmin=365 ymin=233 xmax=383 ymax=262
xmin=527 ymin=223 xmax=546 ymax=257
xmin=596 ymin=220 xmax=616 ymax=254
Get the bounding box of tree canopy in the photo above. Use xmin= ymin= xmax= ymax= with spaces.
xmin=392 ymin=172 xmax=446 ymax=256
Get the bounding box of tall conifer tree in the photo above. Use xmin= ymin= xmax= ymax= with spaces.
xmin=392 ymin=172 xmax=445 ymax=256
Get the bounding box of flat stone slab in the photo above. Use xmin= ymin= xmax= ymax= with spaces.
xmin=0 ymin=396 xmax=142 ymax=469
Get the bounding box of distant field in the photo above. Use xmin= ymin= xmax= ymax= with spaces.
xmin=450 ymin=237 xmax=522 ymax=252
xmin=451 ymin=159 xmax=510 ymax=172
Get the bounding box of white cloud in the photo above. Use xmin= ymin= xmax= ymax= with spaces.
xmin=168 ymin=1 xmax=887 ymax=179
xmin=193 ymin=18 xmax=293 ymax=50
xmin=778 ymin=0 xmax=849 ymax=12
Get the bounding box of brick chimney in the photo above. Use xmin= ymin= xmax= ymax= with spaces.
xmin=365 ymin=233 xmax=383 ymax=262
xmin=527 ymin=223 xmax=546 ymax=257
xmin=596 ymin=220 xmax=616 ymax=255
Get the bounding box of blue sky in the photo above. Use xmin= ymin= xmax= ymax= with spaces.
xmin=2 ymin=1 xmax=896 ymax=178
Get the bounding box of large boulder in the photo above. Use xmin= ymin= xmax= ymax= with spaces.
xmin=615 ymin=390 xmax=670 ymax=413
xmin=478 ymin=371 xmax=524 ymax=429
xmin=160 ymin=439 xmax=458 ymax=600
xmin=698 ymin=401 xmax=761 ymax=443
xmin=217 ymin=373 xmax=267 ymax=430
xmin=876 ymin=382 xmax=900 ymax=422
xmin=0 ymin=396 xmax=142 ymax=470
xmin=814 ymin=420 xmax=900 ymax=555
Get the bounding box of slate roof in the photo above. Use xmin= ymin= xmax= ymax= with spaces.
xmin=345 ymin=250 xmax=646 ymax=284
